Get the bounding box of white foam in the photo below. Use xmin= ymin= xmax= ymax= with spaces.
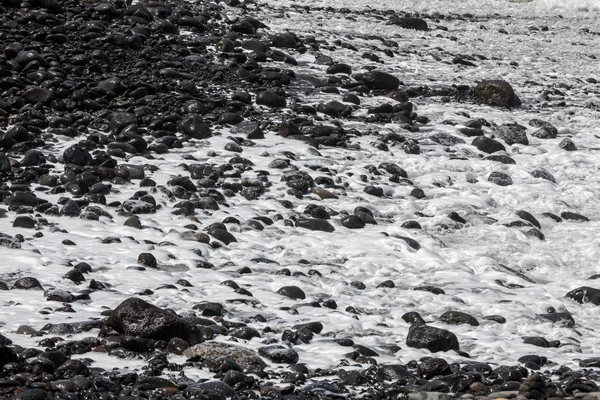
xmin=0 ymin=0 xmax=599 ymax=386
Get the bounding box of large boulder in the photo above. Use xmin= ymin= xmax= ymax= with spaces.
xmin=473 ymin=80 xmax=521 ymax=108
xmin=100 ymin=297 xmax=203 ymax=344
xmin=406 ymin=323 xmax=460 ymax=353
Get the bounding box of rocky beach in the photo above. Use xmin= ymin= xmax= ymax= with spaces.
xmin=1 ymin=0 xmax=600 ymax=398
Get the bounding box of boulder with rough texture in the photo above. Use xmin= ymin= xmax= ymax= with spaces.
xmin=99 ymin=297 xmax=203 ymax=344
xmin=494 ymin=124 xmax=528 ymax=145
xmin=183 ymin=342 xmax=267 ymax=371
xmin=473 ymin=80 xmax=521 ymax=108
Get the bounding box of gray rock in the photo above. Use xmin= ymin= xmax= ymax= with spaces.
xmin=473 ymin=80 xmax=521 ymax=108
xmin=277 ymin=286 xmax=306 ymax=300
xmin=531 ymin=125 xmax=557 ymax=139
xmin=180 ymin=115 xmax=212 ymax=139
xmin=13 ymin=216 xmax=35 ymax=229
xmin=488 ymin=171 xmax=513 ymax=186
xmin=22 ymin=87 xmax=53 ymax=104
xmin=495 ymin=124 xmax=528 ymax=145
xmin=184 ymin=381 xmax=235 ymax=398
xmin=109 ymin=112 xmax=137 ymax=134
xmin=358 ymin=70 xmax=400 ymax=90
xmin=296 ymin=218 xmax=334 ymax=232
xmin=559 ymin=138 xmax=577 ymax=151
xmin=472 ymin=136 xmax=505 ymax=154
xmin=530 ymin=169 xmax=556 ymax=183
xmin=429 ymin=133 xmax=465 ymax=146
xmin=256 ymin=91 xmax=286 ymax=108
xmin=439 ymin=311 xmax=479 ymax=326
xmin=258 ymin=345 xmax=299 ymax=364
xmin=561 ymin=211 xmax=588 ymax=222
xmin=183 ymin=342 xmax=267 ymax=371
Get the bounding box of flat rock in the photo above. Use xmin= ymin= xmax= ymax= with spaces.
xmin=183 ymin=342 xmax=267 ymax=371
xmin=439 ymin=311 xmax=479 ymax=326
xmin=296 ymin=218 xmax=334 ymax=232
xmin=258 ymin=345 xmax=299 ymax=364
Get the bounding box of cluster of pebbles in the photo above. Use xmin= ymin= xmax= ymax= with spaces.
xmin=1 ymin=0 xmax=600 ymax=399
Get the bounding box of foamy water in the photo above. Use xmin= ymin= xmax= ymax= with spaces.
xmin=0 ymin=0 xmax=599 ymax=385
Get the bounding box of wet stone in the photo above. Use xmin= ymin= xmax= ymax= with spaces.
xmin=406 ymin=323 xmax=460 ymax=353
xmin=277 ymin=286 xmax=306 ymax=300
xmin=13 ymin=215 xmax=36 ymax=228
xmin=439 ymin=311 xmax=479 ymax=326
xmin=258 ymin=345 xmax=299 ymax=364
xmin=472 ymin=136 xmax=506 ymax=154
xmin=488 ymin=171 xmax=513 ymax=186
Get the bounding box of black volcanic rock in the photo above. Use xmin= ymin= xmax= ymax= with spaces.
xmin=180 ymin=115 xmax=212 ymax=139
xmin=100 ymin=297 xmax=204 ymax=344
xmin=63 ymin=145 xmax=92 ymax=166
xmin=406 ymin=323 xmax=460 ymax=353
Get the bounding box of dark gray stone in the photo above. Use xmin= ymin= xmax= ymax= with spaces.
xmin=406 ymin=324 xmax=460 ymax=352
xmin=488 ymin=171 xmax=513 ymax=186
xmin=472 ymin=136 xmax=506 ymax=154
xmin=100 ymin=297 xmax=204 ymax=344
xmin=256 ymin=91 xmax=286 ymax=108
xmin=566 ymin=286 xmax=600 ymax=305
xmin=439 ymin=311 xmax=479 ymax=326
xmin=277 ymin=286 xmax=306 ymax=300
xmin=183 ymin=342 xmax=267 ymax=371
xmin=180 ymin=115 xmax=212 ymax=139
xmin=258 ymin=345 xmax=299 ymax=364
xmin=495 ymin=124 xmax=528 ymax=145
xmin=296 ymin=218 xmax=334 ymax=232
xmin=359 ymin=70 xmax=400 ymax=90
xmin=473 ymin=80 xmax=521 ymax=108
